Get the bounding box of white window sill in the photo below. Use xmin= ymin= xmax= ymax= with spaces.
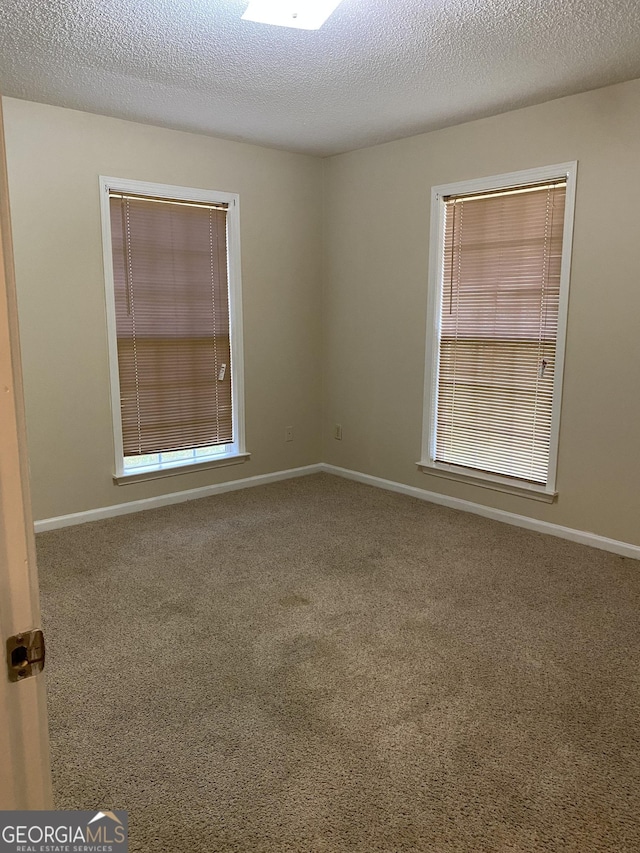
xmin=416 ymin=461 xmax=557 ymax=503
xmin=114 ymin=452 xmax=251 ymax=485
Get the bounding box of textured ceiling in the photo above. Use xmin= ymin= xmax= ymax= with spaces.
xmin=1 ymin=0 xmax=640 ymax=156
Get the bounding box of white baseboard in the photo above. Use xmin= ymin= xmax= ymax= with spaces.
xmin=35 ymin=461 xmax=640 ymax=560
xmin=320 ymin=464 xmax=640 ymax=560
xmin=34 ymin=464 xmax=323 ymax=532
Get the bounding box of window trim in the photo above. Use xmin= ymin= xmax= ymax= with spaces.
xmin=418 ymin=162 xmax=578 ymax=500
xmin=99 ymin=176 xmax=247 ymax=481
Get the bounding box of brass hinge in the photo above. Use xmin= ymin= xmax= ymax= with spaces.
xmin=6 ymin=630 xmax=45 ymax=682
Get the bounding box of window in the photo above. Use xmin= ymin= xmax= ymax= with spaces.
xmin=420 ymin=163 xmax=577 ymax=500
xmin=100 ymin=178 xmax=247 ymax=481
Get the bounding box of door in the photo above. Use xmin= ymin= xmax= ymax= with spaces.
xmin=0 ymin=95 xmax=53 ymax=809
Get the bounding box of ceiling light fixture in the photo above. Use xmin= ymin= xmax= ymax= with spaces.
xmin=241 ymin=0 xmax=343 ymax=30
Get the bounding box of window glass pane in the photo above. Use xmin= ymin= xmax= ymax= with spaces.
xmin=109 ymin=193 xmax=233 ymax=458
xmin=434 ymin=180 xmax=567 ymax=486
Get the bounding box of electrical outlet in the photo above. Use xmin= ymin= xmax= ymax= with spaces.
xmin=334 ymin=423 xmax=342 ymax=440
xmin=285 ymin=426 xmax=294 ymax=442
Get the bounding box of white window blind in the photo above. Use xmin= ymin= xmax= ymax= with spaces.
xmin=109 ymin=192 xmax=233 ymax=458
xmin=434 ymin=180 xmax=567 ymax=485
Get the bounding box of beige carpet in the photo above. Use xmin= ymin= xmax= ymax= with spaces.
xmin=37 ymin=473 xmax=640 ymax=852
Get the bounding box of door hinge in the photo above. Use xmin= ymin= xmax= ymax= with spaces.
xmin=6 ymin=630 xmax=45 ymax=682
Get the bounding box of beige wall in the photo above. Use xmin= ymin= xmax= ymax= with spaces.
xmin=4 ymin=79 xmax=640 ymax=546
xmin=323 ymin=78 xmax=640 ymax=546
xmin=2 ymin=98 xmax=323 ymax=520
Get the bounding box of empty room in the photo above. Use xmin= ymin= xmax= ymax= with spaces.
xmin=1 ymin=0 xmax=639 ymax=850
